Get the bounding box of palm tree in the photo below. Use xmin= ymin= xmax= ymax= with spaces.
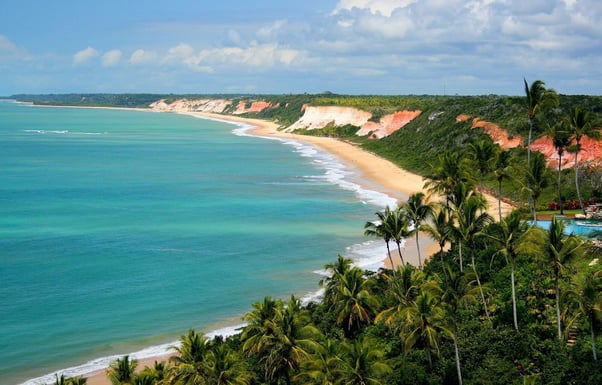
xmin=332 ymin=267 xmax=379 ymax=336
xmin=566 ymin=106 xmax=602 ymax=213
xmin=524 ymin=78 xmax=558 ymax=167
xmin=424 ymin=150 xmax=474 ymax=214
xmin=375 ymin=264 xmax=427 ymax=327
xmin=138 ymin=361 xmax=167 ymax=385
xmin=566 ymin=268 xmax=602 ymax=361
xmin=523 ymin=152 xmax=550 ymax=223
xmin=399 ymin=290 xmax=451 ymax=370
xmin=401 ymin=192 xmax=433 ymax=269
xmin=364 ymin=207 xmax=396 ymax=268
xmin=493 ymin=149 xmax=512 ymax=222
xmin=486 ymin=210 xmax=530 ymax=330
xmin=389 ymin=208 xmax=413 ymax=268
xmin=339 ymin=338 xmax=392 ymax=385
xmin=320 ymin=255 xmax=354 ymax=308
xmin=540 ymin=218 xmax=586 ymax=340
xmin=440 ymin=265 xmax=481 ymax=385
xmin=169 ymin=330 xmax=210 ymax=385
xmin=241 ymin=297 xmax=281 ymax=358
xmin=548 ymin=121 xmax=572 ymax=215
xmin=296 ymin=338 xmax=346 ymax=385
xmin=256 ymin=296 xmax=321 ymax=385
xmin=452 ymin=194 xmax=492 ymax=320
xmin=205 ymin=342 xmax=255 ymax=385
xmin=468 ymin=138 xmax=498 ymax=194
xmin=107 ymin=355 xmax=137 ymax=385
xmin=421 ymin=205 xmax=452 ymax=269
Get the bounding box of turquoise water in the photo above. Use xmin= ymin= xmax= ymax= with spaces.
xmin=0 ymin=101 xmax=395 ymax=385
xmin=532 ymin=219 xmax=602 ymax=238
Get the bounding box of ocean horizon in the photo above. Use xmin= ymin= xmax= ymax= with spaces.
xmin=0 ymin=101 xmax=397 ymax=385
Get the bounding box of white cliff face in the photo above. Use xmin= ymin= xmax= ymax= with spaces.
xmin=285 ymin=106 xmax=373 ymax=132
xmin=149 ymin=99 xmax=232 ymax=113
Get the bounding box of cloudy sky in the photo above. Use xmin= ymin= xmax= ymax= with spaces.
xmin=1 ymin=0 xmax=601 ymax=96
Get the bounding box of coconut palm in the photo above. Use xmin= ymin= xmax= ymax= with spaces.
xmin=452 ymin=194 xmax=492 ymax=320
xmin=401 ymin=192 xmax=433 ymax=269
xmin=107 ymin=355 xmax=137 ymax=385
xmin=424 ymin=150 xmax=474 ymax=214
xmin=256 ymin=296 xmax=321 ymax=385
xmin=399 ymin=290 xmax=451 ymax=370
xmin=375 ymin=264 xmax=427 ymax=328
xmin=421 ymin=205 xmax=453 ymax=269
xmin=566 ymin=268 xmax=602 ymax=361
xmin=468 ymin=138 xmax=498 ymax=194
xmin=486 ymin=210 xmax=530 ymax=331
xmin=241 ymin=297 xmax=281 ymax=358
xmin=548 ymin=121 xmax=572 ymax=215
xmin=320 ymin=255 xmax=354 ymax=308
xmin=493 ymin=149 xmax=512 ymax=222
xmin=138 ymin=361 xmax=167 ymax=385
xmin=523 ymin=152 xmax=551 ymax=223
xmin=524 ymin=78 xmax=558 ymax=167
xmin=339 ymin=337 xmax=392 ymax=385
xmin=539 ymin=218 xmax=586 ymax=340
xmin=364 ymin=207 xmax=396 ymax=268
xmin=169 ymin=330 xmax=210 ymax=385
xmin=388 ymin=208 xmax=413 ymax=268
xmin=566 ymin=106 xmax=602 ymax=213
xmin=68 ymin=377 xmax=87 ymax=385
xmin=205 ymin=342 xmax=255 ymax=385
xmin=440 ymin=265 xmax=481 ymax=385
xmin=296 ymin=338 xmax=346 ymax=385
xmin=331 ymin=267 xmax=379 ymax=336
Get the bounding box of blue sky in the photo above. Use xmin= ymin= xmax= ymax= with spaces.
xmin=1 ymin=0 xmax=601 ymax=96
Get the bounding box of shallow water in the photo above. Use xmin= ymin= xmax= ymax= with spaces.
xmin=0 ymin=102 xmax=395 ymax=384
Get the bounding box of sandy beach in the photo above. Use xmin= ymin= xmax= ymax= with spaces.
xmin=81 ymin=110 xmax=512 ymax=385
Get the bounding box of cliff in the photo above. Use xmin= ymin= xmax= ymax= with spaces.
xmin=284 ymin=106 xmax=372 ymax=132
xmin=531 ymin=135 xmax=602 ymax=169
xmin=357 ymin=110 xmax=422 ymax=139
xmin=233 ymin=100 xmax=273 ymax=114
xmin=458 ymin=114 xmax=523 ymax=149
xmin=149 ymin=99 xmax=232 ymax=113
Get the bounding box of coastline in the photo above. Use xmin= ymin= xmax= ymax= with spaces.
xmin=25 ymin=107 xmax=512 ymax=385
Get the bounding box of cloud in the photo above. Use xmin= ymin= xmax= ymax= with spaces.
xmin=0 ymin=34 xmax=31 ymax=61
xmin=102 ymin=50 xmax=122 ymax=67
xmin=333 ymin=0 xmax=417 ymax=17
xmin=73 ymin=46 xmax=99 ymax=65
xmin=129 ymin=49 xmax=158 ymax=65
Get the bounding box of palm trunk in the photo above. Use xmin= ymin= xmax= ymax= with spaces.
xmin=472 ymin=254 xmax=490 ymax=321
xmin=511 ymin=258 xmax=518 ymax=331
xmin=396 ymin=242 xmax=405 ymax=267
xmin=386 ymin=241 xmax=395 ymax=271
xmin=453 ymin=330 xmax=463 ymax=385
xmin=575 ymin=147 xmax=585 ymax=214
xmin=589 ymin=320 xmax=598 ymax=361
xmin=558 ymin=152 xmax=564 ymax=215
xmin=497 ymin=179 xmax=502 ymax=223
xmin=458 ymin=241 xmax=463 ymax=272
xmin=527 ymin=118 xmax=534 ymax=215
xmin=415 ymin=231 xmax=422 ymax=269
xmin=555 ymin=274 xmax=562 ymax=340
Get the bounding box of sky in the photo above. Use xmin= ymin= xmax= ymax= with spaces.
xmin=1 ymin=0 xmax=601 ymax=96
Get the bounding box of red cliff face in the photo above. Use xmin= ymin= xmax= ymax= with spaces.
xmin=469 ymin=117 xmax=523 ymax=149
xmin=531 ymin=136 xmax=602 ymax=169
xmin=357 ymin=110 xmax=422 ymax=139
xmin=233 ymin=101 xmax=272 ymax=114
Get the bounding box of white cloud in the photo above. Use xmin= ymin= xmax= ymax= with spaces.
xmin=102 ymin=50 xmax=122 ymax=67
xmin=333 ymin=0 xmax=417 ymax=17
xmin=0 ymin=34 xmax=31 ymax=61
xmin=73 ymin=47 xmax=99 ymax=65
xmin=129 ymin=49 xmax=158 ymax=65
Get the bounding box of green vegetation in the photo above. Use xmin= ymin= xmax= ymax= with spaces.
xmin=14 ymin=86 xmax=602 ymax=384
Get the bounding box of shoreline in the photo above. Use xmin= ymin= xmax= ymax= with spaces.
xmin=22 ymin=106 xmax=512 ymax=385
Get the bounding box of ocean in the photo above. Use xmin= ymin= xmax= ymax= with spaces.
xmin=0 ymin=101 xmax=396 ymax=385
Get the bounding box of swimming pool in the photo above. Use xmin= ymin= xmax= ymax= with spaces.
xmin=531 ymin=219 xmax=602 ymax=238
